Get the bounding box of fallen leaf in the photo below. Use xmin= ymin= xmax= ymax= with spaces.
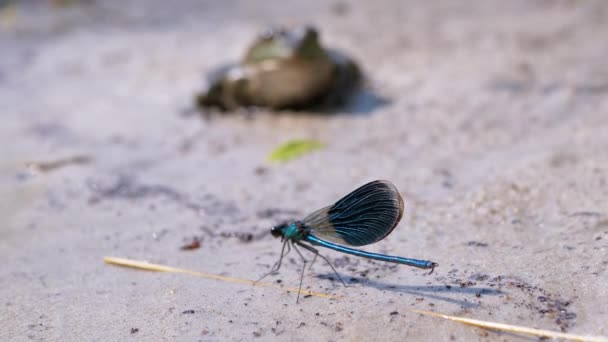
xmin=268 ymin=140 xmax=325 ymax=162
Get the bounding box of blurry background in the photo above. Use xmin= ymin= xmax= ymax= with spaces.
xmin=1 ymin=1 xmax=607 ymax=340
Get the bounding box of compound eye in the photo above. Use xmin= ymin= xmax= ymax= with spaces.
xmin=270 ymin=224 xmax=284 ymax=238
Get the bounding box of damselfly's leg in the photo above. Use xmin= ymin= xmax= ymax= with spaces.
xmin=292 ymin=241 xmax=307 ymax=262
xmin=255 ymin=240 xmax=290 ymax=284
xmin=296 ymin=242 xmax=347 ymax=287
xmin=308 ymin=253 xmax=318 ymax=271
xmin=291 ymin=242 xmax=309 ymax=303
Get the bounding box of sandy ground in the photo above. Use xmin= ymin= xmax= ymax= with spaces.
xmin=1 ymin=0 xmax=608 ymax=341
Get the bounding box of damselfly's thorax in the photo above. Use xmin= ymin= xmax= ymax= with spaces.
xmin=270 ymin=221 xmax=308 ymax=241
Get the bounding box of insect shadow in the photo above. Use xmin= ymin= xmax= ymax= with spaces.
xmin=315 ymin=273 xmax=503 ymax=308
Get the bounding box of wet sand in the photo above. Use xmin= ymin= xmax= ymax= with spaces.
xmin=1 ymin=1 xmax=607 ymax=340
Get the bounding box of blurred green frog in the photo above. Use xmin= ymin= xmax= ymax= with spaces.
xmin=196 ymin=26 xmax=360 ymax=111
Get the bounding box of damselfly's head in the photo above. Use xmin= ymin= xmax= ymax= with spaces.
xmin=270 ymin=222 xmax=289 ymax=239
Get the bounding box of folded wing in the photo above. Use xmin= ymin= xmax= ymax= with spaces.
xmin=303 ymin=180 xmax=404 ymax=246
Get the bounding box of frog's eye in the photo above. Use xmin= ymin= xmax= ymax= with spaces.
xmin=304 ymin=26 xmax=318 ymax=38
xmin=260 ymin=27 xmax=275 ymax=40
xmin=259 ymin=26 xmax=288 ymax=41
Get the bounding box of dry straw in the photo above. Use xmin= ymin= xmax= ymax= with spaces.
xmin=412 ymin=309 xmax=608 ymax=342
xmin=104 ymin=256 xmax=336 ymax=300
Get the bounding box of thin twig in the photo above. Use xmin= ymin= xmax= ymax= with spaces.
xmin=412 ymin=309 xmax=608 ymax=342
xmin=104 ymin=256 xmax=337 ymax=300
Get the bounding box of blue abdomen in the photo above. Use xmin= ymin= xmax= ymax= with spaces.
xmin=305 ymin=234 xmax=434 ymax=269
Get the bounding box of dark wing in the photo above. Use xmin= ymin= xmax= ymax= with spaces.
xmin=302 ymin=180 xmax=404 ymax=246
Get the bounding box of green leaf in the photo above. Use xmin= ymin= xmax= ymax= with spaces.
xmin=268 ymin=139 xmax=325 ymax=162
